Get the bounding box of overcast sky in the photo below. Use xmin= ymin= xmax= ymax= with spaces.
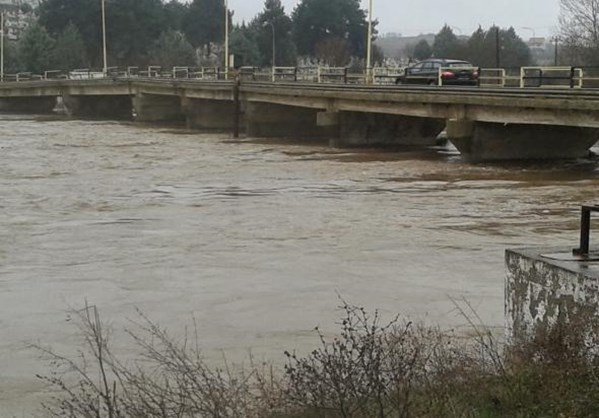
xmin=225 ymin=0 xmax=561 ymax=38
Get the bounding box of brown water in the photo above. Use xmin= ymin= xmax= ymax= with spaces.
xmin=1 ymin=114 xmax=599 ymax=415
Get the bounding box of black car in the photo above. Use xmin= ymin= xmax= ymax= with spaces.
xmin=396 ymin=59 xmax=479 ymax=86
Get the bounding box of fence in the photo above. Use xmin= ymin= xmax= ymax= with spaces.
xmin=3 ymin=65 xmax=599 ymax=89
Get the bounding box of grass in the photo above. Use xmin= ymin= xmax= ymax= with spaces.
xmin=34 ymin=300 xmax=599 ymax=418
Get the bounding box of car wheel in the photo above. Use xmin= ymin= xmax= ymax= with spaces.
xmin=428 ymin=80 xmax=437 ymax=86
xmin=395 ymin=78 xmax=403 ymax=85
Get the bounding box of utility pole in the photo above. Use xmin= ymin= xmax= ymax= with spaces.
xmin=554 ymin=37 xmax=559 ymax=66
xmin=366 ymin=0 xmax=373 ymax=83
xmin=1 ymin=12 xmax=4 ymax=83
xmin=101 ymin=0 xmax=107 ymax=75
xmin=224 ymin=0 xmax=229 ymax=78
xmin=495 ymin=26 xmax=500 ymax=68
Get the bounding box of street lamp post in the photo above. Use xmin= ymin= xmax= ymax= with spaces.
xmin=264 ymin=22 xmax=275 ymax=67
xmin=1 ymin=12 xmax=4 ymax=83
xmin=366 ymin=0 xmax=373 ymax=84
xmin=101 ymin=0 xmax=107 ymax=75
xmin=224 ymin=0 xmax=228 ymax=76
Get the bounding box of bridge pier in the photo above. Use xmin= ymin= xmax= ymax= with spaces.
xmin=132 ymin=93 xmax=184 ymax=124
xmin=183 ymin=98 xmax=239 ymax=131
xmin=448 ymin=120 xmax=599 ymax=161
xmin=0 ymin=97 xmax=57 ymax=114
xmin=63 ymin=94 xmax=133 ymax=120
xmin=246 ymin=102 xmax=333 ymax=138
xmin=330 ymin=112 xmax=445 ymax=147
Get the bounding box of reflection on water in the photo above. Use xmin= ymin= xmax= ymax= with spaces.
xmin=1 ymin=114 xmax=599 ymax=414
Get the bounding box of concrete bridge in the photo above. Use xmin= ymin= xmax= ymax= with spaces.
xmin=1 ymin=78 xmax=599 ymax=161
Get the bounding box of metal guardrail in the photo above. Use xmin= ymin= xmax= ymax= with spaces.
xmin=3 ymin=65 xmax=599 ymax=89
xmin=574 ymin=205 xmax=599 ymax=257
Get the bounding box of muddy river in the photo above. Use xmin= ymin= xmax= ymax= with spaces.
xmin=1 ymin=114 xmax=598 ymax=415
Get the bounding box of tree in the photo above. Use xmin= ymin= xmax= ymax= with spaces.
xmin=496 ymin=27 xmax=530 ymax=67
xmin=230 ymin=24 xmax=262 ymax=67
xmin=105 ymin=0 xmax=168 ymax=65
xmin=3 ymin=41 xmax=22 ymax=74
xmin=432 ymin=25 xmax=464 ymax=58
xmin=38 ymin=0 xmax=102 ymax=66
xmin=292 ymin=0 xmax=371 ymax=61
xmin=19 ymin=21 xmax=54 ymax=73
xmin=466 ymin=26 xmax=489 ymax=65
xmin=251 ymin=0 xmax=296 ymax=66
xmin=149 ymin=30 xmax=196 ymax=68
xmin=315 ymin=38 xmax=350 ymax=66
xmin=52 ymin=22 xmax=87 ymax=70
xmin=164 ymin=0 xmax=187 ymax=32
xmin=183 ymin=0 xmax=226 ymax=50
xmin=413 ymin=39 xmax=432 ymax=61
xmin=559 ymin=0 xmax=599 ymax=65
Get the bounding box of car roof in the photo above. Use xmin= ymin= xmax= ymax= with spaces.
xmin=423 ymin=58 xmax=470 ymax=64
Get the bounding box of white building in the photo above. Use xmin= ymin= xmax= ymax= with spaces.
xmin=0 ymin=0 xmax=37 ymax=41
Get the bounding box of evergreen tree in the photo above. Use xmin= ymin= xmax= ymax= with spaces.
xmin=164 ymin=0 xmax=187 ymax=32
xmin=19 ymin=21 xmax=54 ymax=73
xmin=291 ymin=0 xmax=372 ymax=60
xmin=106 ymin=0 xmax=167 ymax=65
xmin=230 ymin=24 xmax=262 ymax=67
xmin=52 ymin=22 xmax=87 ymax=70
xmin=38 ymin=0 xmax=101 ymax=66
xmin=183 ymin=0 xmax=227 ymax=50
xmin=432 ymin=25 xmax=464 ymax=58
xmin=251 ymin=0 xmax=296 ymax=66
xmin=413 ymin=39 xmax=432 ymax=61
xmin=149 ymin=30 xmax=196 ymax=68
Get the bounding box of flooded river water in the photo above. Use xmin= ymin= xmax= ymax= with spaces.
xmin=2 ymin=114 xmax=599 ymax=414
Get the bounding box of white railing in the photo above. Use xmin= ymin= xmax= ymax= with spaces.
xmin=520 ymin=66 xmax=583 ymax=89
xmin=3 ymin=65 xmax=599 ymax=89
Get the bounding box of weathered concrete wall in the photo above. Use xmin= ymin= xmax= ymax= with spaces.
xmin=505 ymin=248 xmax=599 ymax=342
xmin=246 ymin=102 xmax=333 ymax=138
xmin=0 ymin=97 xmax=57 ymax=114
xmin=64 ymin=94 xmax=133 ymax=120
xmin=183 ymin=98 xmax=240 ymax=131
xmin=450 ymin=122 xmax=599 ymax=161
xmin=133 ymin=94 xmax=183 ymax=123
xmin=333 ymin=112 xmax=445 ymax=147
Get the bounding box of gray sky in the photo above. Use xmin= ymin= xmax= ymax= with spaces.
xmin=227 ymin=0 xmax=561 ymax=38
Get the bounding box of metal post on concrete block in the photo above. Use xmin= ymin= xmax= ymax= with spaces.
xmin=573 ymin=205 xmax=599 ymax=256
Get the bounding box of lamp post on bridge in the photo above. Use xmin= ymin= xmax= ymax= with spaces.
xmin=101 ymin=0 xmax=108 ymax=75
xmin=224 ymin=0 xmax=229 ymax=78
xmin=366 ymin=0 xmax=373 ymax=84
xmin=1 ymin=12 xmax=4 ymax=83
xmin=264 ymin=21 xmax=275 ymax=79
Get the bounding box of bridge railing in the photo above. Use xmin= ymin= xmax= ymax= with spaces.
xmin=520 ymin=66 xmax=584 ymax=89
xmin=7 ymin=65 xmax=599 ymax=89
xmin=373 ymin=67 xmax=404 ymax=85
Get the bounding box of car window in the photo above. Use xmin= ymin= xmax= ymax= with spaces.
xmin=447 ymin=62 xmax=473 ymax=68
xmin=432 ymin=62 xmax=442 ymax=69
xmin=423 ymin=62 xmax=435 ymax=70
xmin=412 ymin=63 xmax=425 ymax=70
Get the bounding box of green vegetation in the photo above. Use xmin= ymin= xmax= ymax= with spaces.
xmin=4 ymin=0 xmax=538 ymax=73
xmin=37 ymin=301 xmax=599 ymax=418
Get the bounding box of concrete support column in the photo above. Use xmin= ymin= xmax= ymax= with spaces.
xmin=448 ymin=120 xmax=599 ymax=161
xmin=0 ymin=97 xmax=57 ymax=114
xmin=133 ymin=93 xmax=183 ymax=123
xmin=332 ymin=112 xmax=445 ymax=147
xmin=183 ymin=98 xmax=239 ymax=131
xmin=63 ymin=94 xmax=133 ymax=120
xmin=246 ymin=102 xmax=333 ymax=138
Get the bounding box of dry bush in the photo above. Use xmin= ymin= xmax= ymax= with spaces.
xmin=36 ymin=300 xmax=599 ymax=418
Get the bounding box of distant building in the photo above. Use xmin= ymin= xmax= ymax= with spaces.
xmin=0 ymin=0 xmax=37 ymax=41
xmin=527 ymin=37 xmax=547 ymax=50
